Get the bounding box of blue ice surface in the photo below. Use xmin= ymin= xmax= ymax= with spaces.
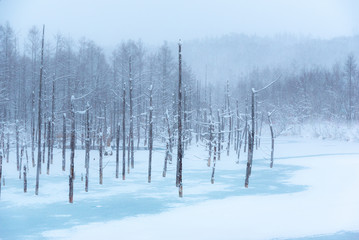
xmin=281 ymin=231 xmax=359 ymax=240
xmin=0 ymin=145 xmax=354 ymax=240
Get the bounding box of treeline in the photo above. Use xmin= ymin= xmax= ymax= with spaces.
xmin=0 ymin=22 xmax=358 ymax=200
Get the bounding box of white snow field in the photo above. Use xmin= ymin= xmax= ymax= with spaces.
xmin=1 ymin=136 xmax=359 ymax=240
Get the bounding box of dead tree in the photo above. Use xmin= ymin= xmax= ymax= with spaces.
xmin=46 ymin=119 xmax=51 ymax=175
xmin=129 ymin=56 xmax=134 ymax=169
xmin=165 ymin=110 xmax=173 ymax=163
xmin=99 ymin=123 xmax=103 ymax=185
xmin=85 ymin=104 xmax=90 ymax=191
xmin=208 ymin=118 xmax=213 ymax=167
xmin=163 ymin=142 xmax=169 ymax=177
xmin=176 ymin=40 xmax=183 ymax=197
xmin=115 ymin=122 xmax=120 ymax=179
xmin=6 ymin=133 xmax=9 ymax=163
xmin=19 ymin=143 xmax=23 ymax=179
xmin=31 ymin=91 xmax=35 ymax=167
xmin=51 ymin=74 xmax=55 ymax=164
xmin=148 ymin=84 xmax=153 ymax=183
xmin=122 ymin=81 xmax=126 ymax=180
xmin=69 ymin=96 xmax=75 ymax=203
xmin=211 ymin=145 xmax=217 ymax=184
xmin=35 ymin=25 xmax=45 ymax=196
xmin=23 ymin=166 xmax=27 ymax=193
xmin=258 ymin=112 xmax=264 ymax=148
xmin=245 ymin=77 xmax=280 ymax=188
xmin=62 ymin=113 xmax=66 ymax=171
xmin=268 ymin=111 xmax=275 ymax=168
xmin=243 ymin=97 xmax=248 ymax=153
xmin=0 ymin=151 xmax=2 ymax=198
xmin=16 ymin=121 xmax=19 ymax=171
xmin=217 ymin=110 xmax=221 ymax=160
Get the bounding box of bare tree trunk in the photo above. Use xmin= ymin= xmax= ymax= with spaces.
xmin=148 ymin=84 xmax=153 ymax=183
xmin=258 ymin=112 xmax=264 ymax=148
xmin=62 ymin=113 xmax=66 ymax=171
xmin=177 ymin=41 xmax=183 ymax=197
xmin=42 ymin=115 xmax=46 ymax=164
xmin=165 ymin=110 xmax=173 ymax=163
xmin=235 ymin=100 xmax=239 ymax=152
xmin=211 ymin=145 xmax=217 ymax=184
xmin=99 ymin=123 xmax=103 ymax=185
xmin=208 ymin=118 xmax=213 ymax=167
xmin=46 ymin=119 xmax=51 ymax=175
xmin=0 ymin=152 xmax=2 ymax=198
xmin=6 ymin=133 xmax=9 ymax=163
xmin=16 ymin=121 xmax=19 ymax=171
xmin=255 ymin=101 xmax=258 ymax=150
xmin=69 ymin=96 xmax=75 ymax=203
xmin=23 ymin=166 xmax=27 ymax=193
xmin=114 ymin=122 xmax=120 ymax=179
xmin=31 ymin=91 xmax=35 ymax=167
xmin=163 ymin=142 xmax=169 ymax=177
xmin=122 ymin=81 xmax=126 ymax=180
xmin=244 ymin=97 xmax=248 ymax=153
xmin=129 ymin=56 xmax=134 ymax=169
xmin=85 ymin=104 xmax=90 ymax=191
xmin=245 ymin=89 xmax=255 ymax=188
xmin=19 ymin=143 xmax=23 ymax=179
xmin=268 ymin=112 xmax=274 ymax=168
xmin=217 ymin=110 xmax=221 ymax=161
xmin=24 ymin=137 xmax=29 ymax=170
xmin=35 ymin=25 xmax=45 ymax=196
xmin=51 ymin=74 xmax=55 ymax=164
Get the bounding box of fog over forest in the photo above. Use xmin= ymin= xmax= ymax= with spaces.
xmin=1 ymin=1 xmax=359 ymax=239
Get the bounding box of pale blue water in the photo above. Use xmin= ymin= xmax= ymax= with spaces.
xmin=0 ymin=146 xmax=357 ymax=240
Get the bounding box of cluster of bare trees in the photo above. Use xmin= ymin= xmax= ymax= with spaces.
xmin=0 ymin=22 xmax=358 ymax=201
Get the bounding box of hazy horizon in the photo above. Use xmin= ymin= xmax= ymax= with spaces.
xmin=1 ymin=0 xmax=359 ymax=48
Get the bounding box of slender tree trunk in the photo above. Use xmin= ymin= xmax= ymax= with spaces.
xmin=99 ymin=123 xmax=103 ymax=185
xmin=177 ymin=41 xmax=183 ymax=197
xmin=19 ymin=143 xmax=23 ymax=179
xmin=6 ymin=133 xmax=9 ymax=163
xmin=85 ymin=104 xmax=90 ymax=191
xmin=35 ymin=25 xmax=45 ymax=196
xmin=23 ymin=166 xmax=27 ymax=193
xmin=129 ymin=56 xmax=134 ymax=169
xmin=255 ymin=101 xmax=258 ymax=150
xmin=47 ymin=119 xmax=51 ymax=175
xmin=245 ymin=90 xmax=255 ymax=188
xmin=31 ymin=91 xmax=35 ymax=167
xmin=51 ymin=74 xmax=55 ymax=164
xmin=42 ymin=115 xmax=46 ymax=164
xmin=244 ymin=97 xmax=248 ymax=153
xmin=163 ymin=142 xmax=169 ymax=177
xmin=211 ymin=145 xmax=217 ymax=184
xmin=148 ymin=85 xmax=153 ymax=183
xmin=268 ymin=112 xmax=274 ymax=168
xmin=258 ymin=112 xmax=263 ymax=148
xmin=69 ymin=96 xmax=75 ymax=203
xmin=122 ymin=81 xmax=126 ymax=180
xmin=16 ymin=121 xmax=19 ymax=171
xmin=0 ymin=152 xmax=2 ymax=198
xmin=217 ymin=110 xmax=221 ymax=161
xmin=116 ymin=122 xmax=120 ymax=178
xmin=165 ymin=110 xmax=173 ymax=163
xmin=208 ymin=118 xmax=213 ymax=167
xmin=62 ymin=113 xmax=66 ymax=171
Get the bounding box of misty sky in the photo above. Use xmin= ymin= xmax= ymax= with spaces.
xmin=0 ymin=0 xmax=358 ymax=47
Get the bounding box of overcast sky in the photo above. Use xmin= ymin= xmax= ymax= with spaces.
xmin=1 ymin=0 xmax=358 ymax=47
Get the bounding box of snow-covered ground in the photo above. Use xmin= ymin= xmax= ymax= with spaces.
xmin=1 ymin=136 xmax=359 ymax=240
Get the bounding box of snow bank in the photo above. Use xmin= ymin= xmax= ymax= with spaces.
xmin=42 ymin=138 xmax=359 ymax=240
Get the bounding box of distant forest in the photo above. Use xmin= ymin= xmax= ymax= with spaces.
xmin=0 ymin=22 xmax=358 ymax=144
